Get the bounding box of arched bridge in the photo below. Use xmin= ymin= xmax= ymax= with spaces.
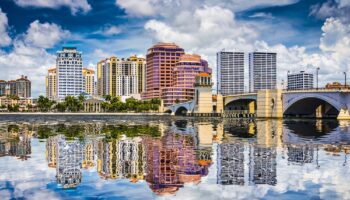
xmin=165 ymin=101 xmax=195 ymax=116
xmin=165 ymin=89 xmax=350 ymax=119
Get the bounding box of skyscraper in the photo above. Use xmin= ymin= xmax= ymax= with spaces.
xmin=56 ymin=47 xmax=84 ymax=100
xmin=217 ymin=51 xmax=244 ymax=95
xmin=46 ymin=68 xmax=56 ymax=100
xmin=249 ymin=52 xmax=277 ymax=92
xmin=0 ymin=76 xmax=31 ymax=98
xmin=0 ymin=80 xmax=7 ymax=96
xmin=82 ymin=68 xmax=95 ymax=95
xmin=16 ymin=75 xmax=31 ymax=98
xmin=97 ymin=55 xmax=145 ymax=97
xmin=162 ymin=54 xmax=212 ymax=106
xmin=143 ymin=43 xmax=185 ymax=100
xmin=287 ymin=71 xmax=313 ymax=90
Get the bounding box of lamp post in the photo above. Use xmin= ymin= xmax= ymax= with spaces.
xmin=344 ymin=72 xmax=347 ymax=87
xmin=287 ymin=71 xmax=290 ymax=90
xmin=316 ymin=67 xmax=320 ymax=90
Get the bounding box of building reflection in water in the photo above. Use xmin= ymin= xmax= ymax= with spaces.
xmin=217 ymin=143 xmax=245 ymax=185
xmin=249 ymin=145 xmax=277 ymax=186
xmin=286 ymin=144 xmax=314 ymax=165
xmin=97 ymin=136 xmax=145 ymax=182
xmin=0 ymin=125 xmax=32 ymax=161
xmin=144 ymin=132 xmax=211 ymax=195
xmin=2 ymin=119 xmax=350 ymax=196
xmin=56 ymin=135 xmax=84 ymax=189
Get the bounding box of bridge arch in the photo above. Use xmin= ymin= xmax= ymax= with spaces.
xmin=283 ymin=95 xmax=342 ymax=118
xmin=174 ymin=106 xmax=189 ymax=116
xmin=225 ymin=98 xmax=257 ymax=114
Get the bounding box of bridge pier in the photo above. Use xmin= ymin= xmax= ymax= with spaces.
xmin=338 ymin=109 xmax=350 ymax=120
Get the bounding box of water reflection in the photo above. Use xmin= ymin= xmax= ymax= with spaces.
xmin=0 ymin=119 xmax=350 ymax=199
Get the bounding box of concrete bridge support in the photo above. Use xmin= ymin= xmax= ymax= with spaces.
xmin=256 ymin=90 xmax=283 ymax=118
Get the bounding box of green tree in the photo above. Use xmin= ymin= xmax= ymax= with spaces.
xmin=37 ymin=95 xmax=55 ymax=112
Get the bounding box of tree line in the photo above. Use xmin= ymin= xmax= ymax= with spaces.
xmin=33 ymin=95 xmax=161 ymax=113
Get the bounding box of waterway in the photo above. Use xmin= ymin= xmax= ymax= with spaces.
xmin=0 ymin=118 xmax=350 ymax=200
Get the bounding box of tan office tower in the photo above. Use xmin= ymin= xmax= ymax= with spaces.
xmin=97 ymin=56 xmax=146 ymax=97
xmin=16 ymin=75 xmax=31 ymax=98
xmin=46 ymin=68 xmax=56 ymax=100
xmin=83 ymin=68 xmax=95 ymax=95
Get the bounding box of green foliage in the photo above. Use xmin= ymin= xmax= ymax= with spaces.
xmin=102 ymin=97 xmax=161 ymax=113
xmin=7 ymin=104 xmax=19 ymax=112
xmin=102 ymin=124 xmax=161 ymax=142
xmin=37 ymin=95 xmax=55 ymax=112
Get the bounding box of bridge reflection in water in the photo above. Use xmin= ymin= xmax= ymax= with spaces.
xmin=1 ymin=119 xmax=350 ymax=199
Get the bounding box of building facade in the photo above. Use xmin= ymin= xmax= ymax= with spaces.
xmin=97 ymin=55 xmax=145 ymax=97
xmin=46 ymin=68 xmax=56 ymax=100
xmin=56 ymin=47 xmax=84 ymax=100
xmin=143 ymin=43 xmax=185 ymax=100
xmin=0 ymin=76 xmax=31 ymax=98
xmin=16 ymin=76 xmax=31 ymax=98
xmin=217 ymin=51 xmax=244 ymax=95
xmin=249 ymin=52 xmax=277 ymax=92
xmin=287 ymin=71 xmax=313 ymax=90
xmin=162 ymin=54 xmax=212 ymax=106
xmin=83 ymin=68 xmax=95 ymax=95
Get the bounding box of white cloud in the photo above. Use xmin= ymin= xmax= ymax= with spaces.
xmin=0 ymin=8 xmax=12 ymax=47
xmin=116 ymin=0 xmax=299 ymax=17
xmin=102 ymin=26 xmax=122 ymax=36
xmin=310 ymin=0 xmax=350 ymax=23
xmin=24 ymin=20 xmax=70 ymax=48
xmin=144 ymin=4 xmax=350 ymax=89
xmin=13 ymin=0 xmax=91 ymax=15
xmin=249 ymin=12 xmax=274 ymax=19
xmin=0 ymin=21 xmax=70 ymax=97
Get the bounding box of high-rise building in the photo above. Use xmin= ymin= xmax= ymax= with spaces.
xmin=0 ymin=80 xmax=6 ymax=96
xmin=143 ymin=43 xmax=185 ymax=100
xmin=97 ymin=55 xmax=145 ymax=97
xmin=287 ymin=71 xmax=313 ymax=90
xmin=46 ymin=68 xmax=56 ymax=100
xmin=16 ymin=75 xmax=31 ymax=98
xmin=249 ymin=52 xmax=277 ymax=92
xmin=161 ymin=54 xmax=212 ymax=106
xmin=0 ymin=76 xmax=31 ymax=98
xmin=217 ymin=51 xmax=244 ymax=95
xmin=56 ymin=47 xmax=84 ymax=100
xmin=82 ymin=68 xmax=95 ymax=95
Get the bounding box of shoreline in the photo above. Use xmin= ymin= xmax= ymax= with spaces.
xmin=0 ymin=112 xmax=170 ymax=116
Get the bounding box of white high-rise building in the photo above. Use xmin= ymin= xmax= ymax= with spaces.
xmin=217 ymin=51 xmax=244 ymax=95
xmin=287 ymin=71 xmax=313 ymax=90
xmin=249 ymin=52 xmax=277 ymax=92
xmin=56 ymin=47 xmax=84 ymax=100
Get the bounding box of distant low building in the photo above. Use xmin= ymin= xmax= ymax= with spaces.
xmin=0 ymin=96 xmax=35 ymax=112
xmin=325 ymin=82 xmax=350 ymax=90
xmin=287 ymin=71 xmax=313 ymax=90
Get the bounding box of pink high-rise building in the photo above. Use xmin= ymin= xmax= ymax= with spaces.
xmin=162 ymin=54 xmax=212 ymax=106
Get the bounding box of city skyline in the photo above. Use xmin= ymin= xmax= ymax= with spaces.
xmin=0 ymin=0 xmax=349 ymax=97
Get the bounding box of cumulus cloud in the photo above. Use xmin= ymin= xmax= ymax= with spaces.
xmin=24 ymin=20 xmax=70 ymax=49
xmin=144 ymin=4 xmax=350 ymax=89
xmin=310 ymin=0 xmax=350 ymax=23
xmin=0 ymin=21 xmax=70 ymax=96
xmin=13 ymin=0 xmax=91 ymax=15
xmin=0 ymin=8 xmax=12 ymax=47
xmin=116 ymin=0 xmax=299 ymax=17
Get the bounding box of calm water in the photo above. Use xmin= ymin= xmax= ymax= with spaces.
xmin=1 ymin=119 xmax=350 ymax=200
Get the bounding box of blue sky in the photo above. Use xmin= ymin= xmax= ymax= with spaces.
xmin=0 ymin=0 xmax=349 ymax=97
